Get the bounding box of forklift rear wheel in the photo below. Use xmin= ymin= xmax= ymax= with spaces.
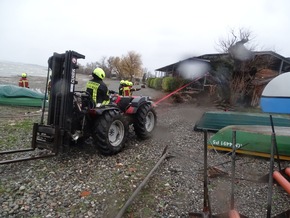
xmin=93 ymin=110 xmax=128 ymax=155
xmin=109 ymin=120 xmax=125 ymax=146
xmin=133 ymin=103 xmax=157 ymax=139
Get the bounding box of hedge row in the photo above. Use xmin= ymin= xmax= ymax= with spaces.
xmin=147 ymin=77 xmax=187 ymax=92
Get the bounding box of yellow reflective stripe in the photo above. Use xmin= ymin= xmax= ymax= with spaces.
xmin=86 ymin=81 xmax=100 ymax=103
xmin=20 ymin=80 xmax=28 ymax=87
xmin=123 ymin=86 xmax=131 ymax=96
xmin=102 ymin=99 xmax=110 ymax=105
xmin=101 ymin=90 xmax=110 ymax=105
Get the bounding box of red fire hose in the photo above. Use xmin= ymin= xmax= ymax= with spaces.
xmin=273 ymin=171 xmax=290 ymax=194
xmin=229 ymin=209 xmax=241 ymax=218
xmin=285 ymin=167 xmax=290 ymax=177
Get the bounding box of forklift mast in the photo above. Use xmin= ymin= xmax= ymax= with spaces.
xmin=47 ymin=50 xmax=85 ymax=130
xmin=0 ymin=50 xmax=85 ymax=164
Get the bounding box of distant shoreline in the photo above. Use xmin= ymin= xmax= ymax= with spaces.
xmin=0 ymin=75 xmax=47 ymax=78
xmin=0 ymin=74 xmax=90 ymax=92
xmin=0 ymin=60 xmax=47 ymax=77
xmin=0 ymin=75 xmax=47 ymax=91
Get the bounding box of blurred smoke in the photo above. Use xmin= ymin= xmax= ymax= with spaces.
xmin=177 ymin=61 xmax=210 ymax=80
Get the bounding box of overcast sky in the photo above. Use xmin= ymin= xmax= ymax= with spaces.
xmin=1 ymin=0 xmax=290 ymax=73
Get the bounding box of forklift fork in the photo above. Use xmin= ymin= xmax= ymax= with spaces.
xmin=0 ymin=123 xmax=60 ymax=165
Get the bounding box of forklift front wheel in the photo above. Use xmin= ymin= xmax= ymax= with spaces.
xmin=93 ymin=110 xmax=128 ymax=155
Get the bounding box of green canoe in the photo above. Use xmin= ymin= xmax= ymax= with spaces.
xmin=208 ymin=125 xmax=290 ymax=160
xmin=0 ymin=85 xmax=46 ymax=107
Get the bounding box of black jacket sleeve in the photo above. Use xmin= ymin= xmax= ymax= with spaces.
xmin=97 ymin=81 xmax=109 ymax=104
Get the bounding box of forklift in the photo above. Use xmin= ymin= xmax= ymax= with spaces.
xmin=0 ymin=50 xmax=156 ymax=164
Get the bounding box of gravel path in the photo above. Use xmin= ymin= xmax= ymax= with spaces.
xmin=0 ymin=75 xmax=289 ymax=218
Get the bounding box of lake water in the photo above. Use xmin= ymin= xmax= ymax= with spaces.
xmin=0 ymin=61 xmax=47 ymax=77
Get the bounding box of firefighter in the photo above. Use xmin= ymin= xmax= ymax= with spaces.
xmin=129 ymin=81 xmax=141 ymax=95
xmin=129 ymin=82 xmax=141 ymax=95
xmin=122 ymin=80 xmax=141 ymax=96
xmin=18 ymin=73 xmax=29 ymax=88
xmin=119 ymin=80 xmax=125 ymax=95
xmin=86 ymin=67 xmax=110 ymax=106
xmin=122 ymin=80 xmax=131 ymax=96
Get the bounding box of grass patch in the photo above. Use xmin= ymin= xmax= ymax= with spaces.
xmin=0 ymin=118 xmax=37 ymax=150
xmin=14 ymin=119 xmax=35 ymax=129
xmin=0 ymin=182 xmax=5 ymax=194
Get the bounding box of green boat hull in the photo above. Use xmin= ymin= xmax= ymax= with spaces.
xmin=194 ymin=111 xmax=290 ymax=132
xmin=0 ymin=97 xmax=44 ymax=107
xmin=208 ymin=125 xmax=290 ymax=160
xmin=0 ymin=85 xmax=46 ymax=107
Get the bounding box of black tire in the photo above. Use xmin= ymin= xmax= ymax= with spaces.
xmin=93 ymin=110 xmax=128 ymax=155
xmin=133 ymin=103 xmax=157 ymax=139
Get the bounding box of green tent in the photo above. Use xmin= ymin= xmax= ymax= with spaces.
xmin=0 ymin=85 xmax=46 ymax=107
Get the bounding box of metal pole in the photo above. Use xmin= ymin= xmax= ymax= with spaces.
xmin=115 ymin=150 xmax=168 ymax=218
xmin=204 ymin=130 xmax=208 ymax=210
xmin=230 ymin=131 xmax=237 ymax=210
xmin=269 ymin=115 xmax=281 ymax=171
xmin=266 ymin=133 xmax=275 ymax=218
xmin=203 ymin=130 xmax=212 ymax=217
xmin=41 ymin=66 xmax=50 ymax=124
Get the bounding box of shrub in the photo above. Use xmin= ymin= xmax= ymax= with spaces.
xmin=147 ymin=78 xmax=154 ymax=88
xmin=148 ymin=77 xmax=188 ymax=92
xmin=162 ymin=77 xmax=185 ymax=92
xmin=162 ymin=77 xmax=174 ymax=92
xmin=153 ymin=78 xmax=163 ymax=90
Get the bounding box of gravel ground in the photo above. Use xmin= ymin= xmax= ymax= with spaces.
xmin=0 ymin=75 xmax=289 ymax=218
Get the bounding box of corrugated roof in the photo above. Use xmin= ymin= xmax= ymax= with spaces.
xmin=155 ymin=57 xmax=210 ymax=73
xmin=156 ymin=51 xmax=290 ymax=73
